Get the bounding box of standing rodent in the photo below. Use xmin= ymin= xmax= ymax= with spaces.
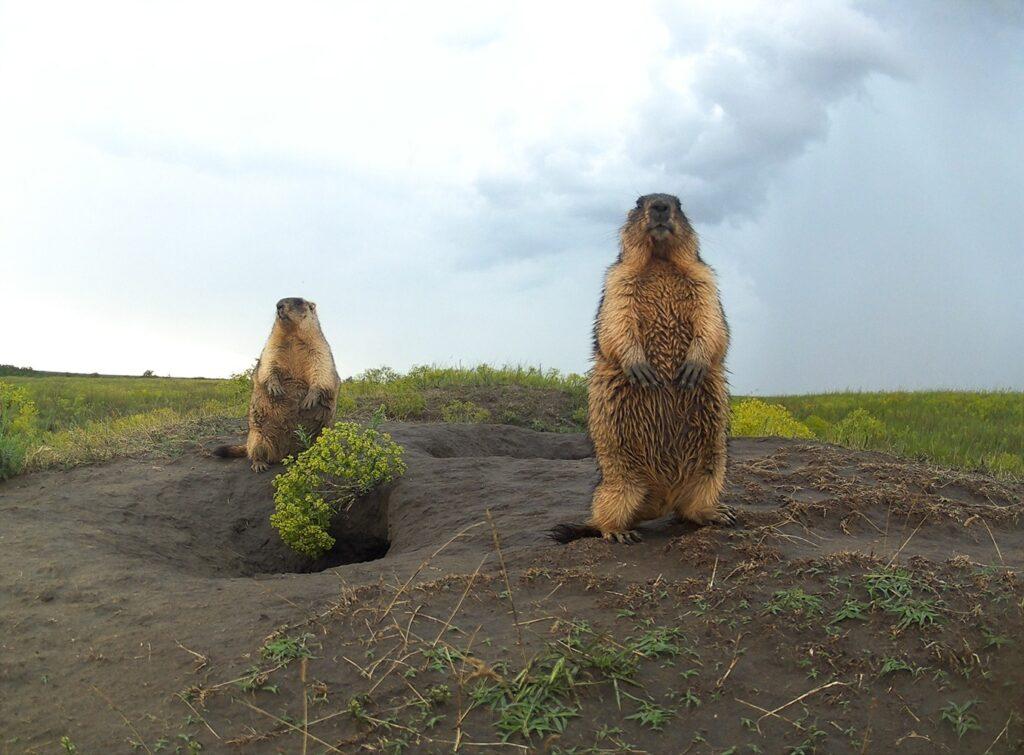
xmin=553 ymin=194 xmax=735 ymax=543
xmin=214 ymin=297 xmax=340 ymax=472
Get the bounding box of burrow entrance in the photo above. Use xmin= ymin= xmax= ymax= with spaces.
xmin=220 ymin=483 xmax=393 ymax=577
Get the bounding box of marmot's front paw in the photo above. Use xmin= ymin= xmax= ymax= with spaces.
xmin=675 ymin=360 xmax=707 ymax=390
xmin=602 ymin=529 xmax=642 ymax=544
xmin=300 ymin=389 xmax=321 ymax=410
xmin=251 ymin=460 xmax=269 ymax=473
xmin=625 ymin=361 xmax=661 ymax=388
xmin=266 ymin=380 xmax=285 ymax=398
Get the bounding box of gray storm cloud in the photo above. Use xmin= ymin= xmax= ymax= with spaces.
xmin=466 ymin=1 xmax=904 ymax=265
xmin=1 ymin=1 xmax=1020 ymax=390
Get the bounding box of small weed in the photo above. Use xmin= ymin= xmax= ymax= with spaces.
xmin=60 ymin=737 xmax=77 ymax=754
xmin=764 ymin=588 xmax=824 ymax=616
xmin=981 ymin=627 xmax=1011 ymax=649
xmin=422 ymin=645 xmax=464 ymax=673
xmin=863 ymin=568 xmax=942 ymax=630
xmin=681 ymin=688 xmax=702 ymax=709
xmin=624 ymin=697 xmax=673 ymax=731
xmin=939 ymin=699 xmax=982 ymax=739
xmin=890 ymin=598 xmax=941 ymax=630
xmin=468 ymin=653 xmax=580 ymax=741
xmin=830 ymin=598 xmax=868 ymax=624
xmin=628 ymin=623 xmax=683 ymax=659
xmin=348 ymin=695 xmax=373 ymax=727
xmin=260 ymin=633 xmax=315 ymax=664
xmin=237 ymin=666 xmax=276 ymax=693
xmin=878 ymin=657 xmax=914 ymax=676
xmin=787 ymin=724 xmax=826 ymax=754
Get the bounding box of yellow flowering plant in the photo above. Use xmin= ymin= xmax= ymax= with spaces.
xmin=270 ymin=422 xmax=406 ymax=558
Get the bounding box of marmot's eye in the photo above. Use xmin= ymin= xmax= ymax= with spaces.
xmin=635 ymin=197 xmax=644 ymax=208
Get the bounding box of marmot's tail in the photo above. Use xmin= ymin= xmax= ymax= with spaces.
xmin=212 ymin=444 xmax=247 ymax=459
xmin=549 ymin=522 xmax=602 ymax=544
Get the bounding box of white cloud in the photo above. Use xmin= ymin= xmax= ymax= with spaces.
xmin=2 ymin=1 xmax=1018 ymax=390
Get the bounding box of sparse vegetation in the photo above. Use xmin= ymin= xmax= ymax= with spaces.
xmin=759 ymin=390 xmax=1024 ymax=478
xmin=0 ymin=381 xmax=38 ymax=479
xmin=0 ymin=367 xmax=1020 ymax=479
xmin=441 ymin=399 xmax=491 ymax=423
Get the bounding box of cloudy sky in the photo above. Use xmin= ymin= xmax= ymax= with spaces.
xmin=1 ymin=1 xmax=1021 ymax=394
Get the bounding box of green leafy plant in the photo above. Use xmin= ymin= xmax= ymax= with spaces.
xmin=939 ymin=699 xmax=981 ymax=739
xmin=270 ymin=422 xmax=406 ymax=558
xmin=731 ymin=399 xmax=815 ymax=439
xmin=863 ymin=568 xmax=942 ymax=630
xmin=260 ymin=633 xmax=315 ymax=663
xmin=468 ymin=654 xmax=580 ymax=741
xmin=0 ymin=380 xmax=39 ymax=479
xmin=624 ymin=696 xmax=673 ymax=731
xmin=764 ymin=588 xmax=824 ymax=616
xmin=830 ymin=598 xmax=868 ymax=624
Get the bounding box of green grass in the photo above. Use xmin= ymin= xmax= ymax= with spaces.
xmin=4 ymin=375 xmax=248 ymax=432
xmin=0 ymin=366 xmax=1020 ymax=480
xmin=755 ymin=391 xmax=1024 ymax=477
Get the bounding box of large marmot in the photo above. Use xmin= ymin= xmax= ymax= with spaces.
xmin=554 ymin=194 xmax=735 ymax=543
xmin=214 ymin=297 xmax=340 ymax=472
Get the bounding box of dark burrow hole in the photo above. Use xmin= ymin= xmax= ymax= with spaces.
xmin=220 ymin=485 xmax=393 ymax=577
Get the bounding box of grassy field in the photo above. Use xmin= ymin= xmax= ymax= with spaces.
xmin=1 ymin=366 xmax=1021 ymax=479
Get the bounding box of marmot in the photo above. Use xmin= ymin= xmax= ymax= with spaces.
xmin=214 ymin=297 xmax=340 ymax=472
xmin=553 ymin=194 xmax=735 ymax=543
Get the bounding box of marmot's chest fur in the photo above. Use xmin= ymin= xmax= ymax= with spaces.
xmin=266 ymin=338 xmax=321 ymax=382
xmin=628 ymin=262 xmax=700 ymax=375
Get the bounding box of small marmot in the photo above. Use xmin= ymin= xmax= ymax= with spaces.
xmin=214 ymin=297 xmax=340 ymax=472
xmin=553 ymin=194 xmax=735 ymax=543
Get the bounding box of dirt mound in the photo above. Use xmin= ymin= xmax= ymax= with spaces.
xmin=0 ymin=423 xmax=1021 ymax=753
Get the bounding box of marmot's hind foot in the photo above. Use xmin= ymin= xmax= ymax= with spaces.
xmin=603 ymin=530 xmax=642 ymax=544
xmin=709 ymin=504 xmax=737 ymax=527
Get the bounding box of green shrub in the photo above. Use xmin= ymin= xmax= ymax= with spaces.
xmin=828 ymin=408 xmax=887 ymax=449
xmin=334 ymin=392 xmax=358 ymax=417
xmin=270 ymin=422 xmax=406 ymax=558
xmin=227 ymin=364 xmax=256 ymax=408
xmin=0 ymin=381 xmax=39 ymax=479
xmin=441 ymin=400 xmax=491 ymax=423
xmin=731 ymin=399 xmax=814 ymax=439
xmin=570 ymin=405 xmax=588 ymax=429
xmin=803 ymin=414 xmax=830 ymax=439
xmin=379 ymin=385 xmax=426 ymax=420
xmin=357 ymin=366 xmax=401 ymax=384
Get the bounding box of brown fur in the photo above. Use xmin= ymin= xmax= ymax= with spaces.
xmin=214 ymin=298 xmax=340 ymax=472
xmin=554 ymin=194 xmax=733 ymax=543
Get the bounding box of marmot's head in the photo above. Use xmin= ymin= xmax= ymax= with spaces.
xmin=275 ymin=297 xmax=318 ymax=329
xmin=621 ymin=193 xmax=697 ymax=259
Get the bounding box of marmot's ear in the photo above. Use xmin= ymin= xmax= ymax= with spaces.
xmin=309 ymin=301 xmax=317 ymax=310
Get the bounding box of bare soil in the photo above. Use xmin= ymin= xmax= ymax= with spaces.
xmin=1 ymin=423 xmax=1021 ymax=753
